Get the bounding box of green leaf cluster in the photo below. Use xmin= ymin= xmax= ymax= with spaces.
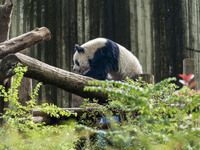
xmin=82 ymin=77 xmax=200 ymax=149
xmin=0 ymin=64 xmax=78 ymax=150
xmin=1 ymin=64 xmax=200 ymax=149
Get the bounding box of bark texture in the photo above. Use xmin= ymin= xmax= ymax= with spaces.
xmin=0 ymin=0 xmax=13 ymax=123
xmin=0 ymin=0 xmax=13 ymax=42
xmin=0 ymin=27 xmax=51 ymax=59
xmin=1 ymin=53 xmax=108 ymax=104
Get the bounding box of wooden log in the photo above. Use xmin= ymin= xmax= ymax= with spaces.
xmin=136 ymin=74 xmax=154 ymax=84
xmin=72 ymin=95 xmax=84 ymax=107
xmin=33 ymin=107 xmax=101 ymax=117
xmin=0 ymin=54 xmax=155 ymax=104
xmin=183 ymin=58 xmax=195 ymax=75
xmin=18 ymin=77 xmax=32 ymax=106
xmin=32 ymin=107 xmax=101 ymax=124
xmin=0 ymin=27 xmax=51 ymax=59
xmin=0 ymin=53 xmax=108 ymax=104
xmin=183 ymin=58 xmax=196 ymax=89
xmin=32 ymin=116 xmax=51 ymax=124
xmin=0 ymin=54 xmax=21 ymax=80
xmin=32 ymin=103 xmax=200 ymax=124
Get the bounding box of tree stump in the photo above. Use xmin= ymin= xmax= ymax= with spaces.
xmin=183 ymin=58 xmax=195 ymax=75
xmin=136 ymin=74 xmax=154 ymax=84
xmin=183 ymin=58 xmax=196 ymax=89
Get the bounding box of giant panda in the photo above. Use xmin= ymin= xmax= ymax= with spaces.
xmin=73 ymin=38 xmax=142 ymax=80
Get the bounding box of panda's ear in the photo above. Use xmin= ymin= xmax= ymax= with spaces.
xmin=75 ymin=44 xmax=85 ymax=53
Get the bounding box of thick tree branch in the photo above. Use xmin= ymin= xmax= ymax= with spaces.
xmin=0 ymin=27 xmax=51 ymax=59
xmin=0 ymin=53 xmax=108 ymax=104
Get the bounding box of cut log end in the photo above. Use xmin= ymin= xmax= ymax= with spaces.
xmin=0 ymin=54 xmax=21 ymax=80
xmin=136 ymin=74 xmax=154 ymax=84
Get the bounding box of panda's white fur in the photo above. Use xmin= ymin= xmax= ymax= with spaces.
xmin=112 ymin=44 xmax=142 ymax=80
xmin=73 ymin=38 xmax=142 ymax=80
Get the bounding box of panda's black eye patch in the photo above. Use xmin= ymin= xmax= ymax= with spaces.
xmin=75 ymin=60 xmax=80 ymax=66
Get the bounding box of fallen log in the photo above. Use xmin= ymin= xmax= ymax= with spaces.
xmin=33 ymin=107 xmax=101 ymax=118
xmin=32 ymin=116 xmax=51 ymax=124
xmin=0 ymin=27 xmax=51 ymax=59
xmin=32 ymin=107 xmax=102 ymax=125
xmin=0 ymin=53 xmax=108 ymax=104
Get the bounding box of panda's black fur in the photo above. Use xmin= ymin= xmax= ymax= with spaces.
xmin=85 ymin=39 xmax=119 ymax=80
xmin=73 ymin=38 xmax=142 ymax=80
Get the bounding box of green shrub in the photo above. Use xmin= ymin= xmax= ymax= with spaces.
xmin=1 ymin=64 xmax=200 ymax=149
xmin=83 ymin=77 xmax=200 ymax=149
xmin=0 ymin=64 xmax=78 ymax=150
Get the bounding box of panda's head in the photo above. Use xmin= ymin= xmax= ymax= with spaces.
xmin=73 ymin=38 xmax=107 ymax=75
xmin=73 ymin=44 xmax=90 ymax=75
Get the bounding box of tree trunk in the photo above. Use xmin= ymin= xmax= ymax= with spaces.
xmin=0 ymin=3 xmax=51 ymax=116
xmin=0 ymin=27 xmax=51 ymax=106
xmin=0 ymin=0 xmax=13 ymax=124
xmin=0 ymin=0 xmax=13 ymax=43
xmin=1 ymin=53 xmax=108 ymax=104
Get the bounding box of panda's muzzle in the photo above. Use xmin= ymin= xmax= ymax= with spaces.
xmin=73 ymin=67 xmax=84 ymax=75
xmin=73 ymin=68 xmax=89 ymax=76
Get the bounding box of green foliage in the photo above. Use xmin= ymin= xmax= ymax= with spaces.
xmin=83 ymin=77 xmax=200 ymax=149
xmin=1 ymin=64 xmax=200 ymax=149
xmin=0 ymin=64 xmax=78 ymax=150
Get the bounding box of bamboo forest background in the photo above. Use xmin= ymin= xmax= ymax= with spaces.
xmin=0 ymin=0 xmax=200 ymax=108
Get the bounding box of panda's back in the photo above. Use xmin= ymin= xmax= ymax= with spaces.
xmin=81 ymin=38 xmax=107 ymax=58
xmin=109 ymin=44 xmax=143 ymax=80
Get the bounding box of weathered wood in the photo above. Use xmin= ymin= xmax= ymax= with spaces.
xmin=17 ymin=49 xmax=33 ymax=106
xmin=183 ymin=58 xmax=195 ymax=75
xmin=71 ymin=74 xmax=155 ymax=107
xmin=32 ymin=107 xmax=102 ymax=124
xmin=32 ymin=103 xmax=200 ymax=124
xmin=136 ymin=74 xmax=154 ymax=84
xmin=18 ymin=77 xmax=32 ymax=106
xmin=32 ymin=116 xmax=51 ymax=124
xmin=0 ymin=0 xmax=13 ymax=124
xmin=0 ymin=0 xmax=13 ymax=85
xmin=1 ymin=53 xmax=108 ymax=104
xmin=33 ymin=107 xmax=101 ymax=117
xmin=183 ymin=58 xmax=196 ymax=88
xmin=0 ymin=0 xmax=13 ymax=42
xmin=72 ymin=95 xmax=84 ymax=107
xmin=0 ymin=54 xmax=21 ymax=80
xmin=0 ymin=27 xmax=51 ymax=59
